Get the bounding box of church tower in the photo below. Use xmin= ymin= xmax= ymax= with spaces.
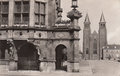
xmin=83 ymin=14 xmax=91 ymax=60
xmin=99 ymin=13 xmax=107 ymax=59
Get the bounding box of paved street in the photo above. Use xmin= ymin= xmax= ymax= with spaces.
xmin=0 ymin=60 xmax=120 ymax=76
xmin=0 ymin=70 xmax=119 ymax=76
xmin=0 ymin=71 xmax=91 ymax=76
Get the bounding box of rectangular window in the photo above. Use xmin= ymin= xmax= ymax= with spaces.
xmin=35 ymin=14 xmax=39 ymax=25
xmin=14 ymin=14 xmax=21 ymax=24
xmin=41 ymin=15 xmax=45 ymax=25
xmin=93 ymin=50 xmax=97 ymax=54
xmin=15 ymin=2 xmax=21 ymax=13
xmin=35 ymin=2 xmax=39 ymax=14
xmin=23 ymin=1 xmax=29 ymax=13
xmin=40 ymin=3 xmax=45 ymax=14
xmin=2 ymin=14 xmax=8 ymax=25
xmin=2 ymin=2 xmax=9 ymax=13
xmin=35 ymin=2 xmax=46 ymax=26
xmin=0 ymin=3 xmax=1 ymax=13
xmin=0 ymin=15 xmax=1 ymax=25
xmin=14 ymin=1 xmax=29 ymax=25
xmin=23 ymin=14 xmax=29 ymax=24
xmin=0 ymin=2 xmax=2 ymax=25
xmin=0 ymin=2 xmax=9 ymax=25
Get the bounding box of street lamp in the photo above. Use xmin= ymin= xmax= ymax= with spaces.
xmin=72 ymin=0 xmax=78 ymax=9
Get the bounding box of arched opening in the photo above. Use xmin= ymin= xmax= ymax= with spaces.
xmin=93 ymin=39 xmax=97 ymax=54
xmin=0 ymin=40 xmax=7 ymax=59
xmin=55 ymin=44 xmax=67 ymax=71
xmin=18 ymin=42 xmax=39 ymax=70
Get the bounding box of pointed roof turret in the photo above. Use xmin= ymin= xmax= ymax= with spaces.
xmin=100 ymin=13 xmax=106 ymax=23
xmin=84 ymin=13 xmax=91 ymax=24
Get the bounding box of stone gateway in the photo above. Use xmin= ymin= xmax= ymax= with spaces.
xmin=0 ymin=0 xmax=82 ymax=72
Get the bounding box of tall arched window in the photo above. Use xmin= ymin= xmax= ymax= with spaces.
xmin=93 ymin=39 xmax=97 ymax=54
xmin=86 ymin=48 xmax=89 ymax=54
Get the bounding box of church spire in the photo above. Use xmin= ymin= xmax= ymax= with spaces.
xmin=84 ymin=13 xmax=91 ymax=24
xmin=100 ymin=13 xmax=106 ymax=23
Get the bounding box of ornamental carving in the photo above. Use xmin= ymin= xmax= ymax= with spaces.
xmin=67 ymin=9 xmax=82 ymax=20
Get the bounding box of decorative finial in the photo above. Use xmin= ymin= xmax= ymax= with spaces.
xmin=56 ymin=0 xmax=63 ymax=23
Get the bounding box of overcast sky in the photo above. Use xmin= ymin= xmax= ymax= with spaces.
xmin=61 ymin=0 xmax=120 ymax=49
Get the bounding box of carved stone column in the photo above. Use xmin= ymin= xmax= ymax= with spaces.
xmin=67 ymin=4 xmax=82 ymax=72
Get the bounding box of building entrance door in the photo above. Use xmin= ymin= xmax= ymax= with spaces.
xmin=18 ymin=43 xmax=39 ymax=70
xmin=55 ymin=44 xmax=67 ymax=71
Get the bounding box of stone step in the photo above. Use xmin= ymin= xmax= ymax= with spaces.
xmin=53 ymin=70 xmax=67 ymax=73
xmin=0 ymin=65 xmax=9 ymax=72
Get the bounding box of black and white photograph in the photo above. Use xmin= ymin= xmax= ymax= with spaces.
xmin=0 ymin=0 xmax=120 ymax=76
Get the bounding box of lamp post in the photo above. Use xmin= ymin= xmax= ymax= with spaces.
xmin=67 ymin=0 xmax=82 ymax=24
xmin=72 ymin=0 xmax=78 ymax=9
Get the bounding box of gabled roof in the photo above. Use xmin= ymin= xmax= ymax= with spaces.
xmin=90 ymin=30 xmax=98 ymax=38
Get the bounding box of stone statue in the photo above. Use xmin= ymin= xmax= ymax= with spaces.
xmin=36 ymin=45 xmax=42 ymax=59
xmin=7 ymin=39 xmax=17 ymax=60
xmin=33 ymin=43 xmax=42 ymax=60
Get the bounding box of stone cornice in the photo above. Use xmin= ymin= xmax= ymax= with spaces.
xmin=0 ymin=26 xmax=81 ymax=31
xmin=0 ymin=38 xmax=80 ymax=41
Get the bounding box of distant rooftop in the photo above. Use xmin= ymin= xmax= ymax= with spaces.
xmin=103 ymin=44 xmax=120 ymax=49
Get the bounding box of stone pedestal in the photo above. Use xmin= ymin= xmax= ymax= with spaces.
xmin=67 ymin=61 xmax=79 ymax=72
xmin=67 ymin=62 xmax=73 ymax=72
xmin=39 ymin=60 xmax=55 ymax=72
xmin=39 ymin=61 xmax=47 ymax=72
xmin=46 ymin=61 xmax=55 ymax=72
xmin=9 ymin=60 xmax=17 ymax=71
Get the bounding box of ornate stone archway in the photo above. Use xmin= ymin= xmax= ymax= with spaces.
xmin=18 ymin=42 xmax=39 ymax=70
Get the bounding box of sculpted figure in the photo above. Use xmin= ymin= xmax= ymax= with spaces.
xmin=7 ymin=39 xmax=17 ymax=60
